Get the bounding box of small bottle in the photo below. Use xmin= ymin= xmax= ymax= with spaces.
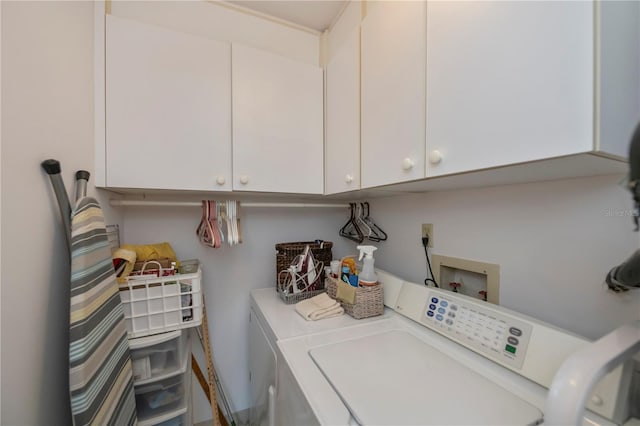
xmin=357 ymin=245 xmax=378 ymax=286
xmin=341 ymin=266 xmax=351 ymax=284
xmin=324 ymin=266 xmax=332 ymax=279
xmin=348 ymin=274 xmax=359 ymax=287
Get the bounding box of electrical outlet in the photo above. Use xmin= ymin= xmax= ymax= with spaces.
xmin=421 ymin=223 xmax=433 ymax=247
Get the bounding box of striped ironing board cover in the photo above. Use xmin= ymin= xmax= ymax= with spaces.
xmin=70 ymin=197 xmax=137 ymax=426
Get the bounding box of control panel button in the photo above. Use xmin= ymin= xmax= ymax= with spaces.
xmin=446 ymin=319 xmax=453 ymax=325
xmin=429 ymin=304 xmax=437 ymax=310
xmin=437 ymin=307 xmax=446 ymax=314
xmin=509 ymin=327 xmax=523 ymax=337
xmin=431 ymin=297 xmax=439 ymax=304
xmin=450 ymin=305 xmax=458 ymax=311
xmin=440 ymin=300 xmax=449 ymax=307
xmin=448 ymin=312 xmax=456 ymax=318
xmin=507 ymin=336 xmax=519 ymax=346
xmin=505 ymin=344 xmax=517 ymax=354
xmin=427 ymin=310 xmax=435 ymax=317
xmin=436 ymin=314 xmax=444 ymax=321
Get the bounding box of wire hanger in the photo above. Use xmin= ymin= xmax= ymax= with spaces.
xmin=354 ymin=203 xmax=373 ymax=239
xmin=339 ymin=203 xmax=365 ymax=243
xmin=362 ymin=202 xmax=387 ymax=242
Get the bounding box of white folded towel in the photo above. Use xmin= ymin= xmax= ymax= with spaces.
xmin=295 ymin=292 xmax=344 ymax=321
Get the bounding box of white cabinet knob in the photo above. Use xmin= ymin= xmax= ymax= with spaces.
xmin=345 ymin=174 xmax=354 ymax=184
xmin=216 ymin=176 xmax=226 ymax=185
xmin=402 ymin=158 xmax=414 ymax=171
xmin=429 ymin=150 xmax=442 ymax=165
xmin=590 ymin=395 xmax=604 ymax=406
xmin=239 ymin=176 xmax=249 ymax=185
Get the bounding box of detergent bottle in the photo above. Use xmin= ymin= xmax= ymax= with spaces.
xmin=357 ymin=245 xmax=378 ymax=286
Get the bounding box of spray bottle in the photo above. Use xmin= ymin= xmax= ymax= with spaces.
xmin=357 ymin=245 xmax=378 ymax=286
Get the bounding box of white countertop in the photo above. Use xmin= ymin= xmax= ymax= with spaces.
xmin=249 ymin=287 xmax=393 ymax=341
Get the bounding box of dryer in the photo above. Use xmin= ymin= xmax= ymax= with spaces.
xmin=248 ymin=273 xmax=399 ymax=426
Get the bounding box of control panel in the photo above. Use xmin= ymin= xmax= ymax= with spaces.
xmin=392 ymin=279 xmax=628 ymax=422
xmin=421 ymin=290 xmax=532 ymax=370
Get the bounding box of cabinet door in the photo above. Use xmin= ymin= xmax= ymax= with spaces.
xmin=232 ymin=44 xmax=324 ymax=194
xmin=249 ymin=309 xmax=276 ymax=426
xmin=361 ymin=1 xmax=426 ymax=188
xmin=325 ymin=28 xmax=360 ymax=195
xmin=106 ymin=15 xmax=232 ymax=191
xmin=425 ymin=1 xmax=593 ymax=177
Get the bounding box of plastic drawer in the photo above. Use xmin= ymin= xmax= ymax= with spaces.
xmin=129 ymin=330 xmax=189 ymax=384
xmin=138 ymin=406 xmax=189 ymax=426
xmin=135 ymin=354 xmax=190 ymax=424
xmin=155 ymin=411 xmax=189 ymax=426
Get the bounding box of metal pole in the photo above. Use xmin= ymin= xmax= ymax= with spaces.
xmin=74 ymin=170 xmax=90 ymax=203
xmin=41 ymin=159 xmax=72 ymax=252
xmin=109 ymin=200 xmax=350 ymax=209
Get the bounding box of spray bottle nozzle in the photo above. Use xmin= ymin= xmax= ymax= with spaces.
xmin=357 ymin=245 xmax=378 ymax=261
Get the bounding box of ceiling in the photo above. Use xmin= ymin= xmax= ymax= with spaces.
xmin=226 ymin=0 xmax=348 ymax=32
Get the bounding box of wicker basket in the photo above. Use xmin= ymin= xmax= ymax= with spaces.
xmin=275 ymin=241 xmax=333 ymax=292
xmin=277 ymin=288 xmax=326 ymax=305
xmin=326 ymin=276 xmax=384 ymax=319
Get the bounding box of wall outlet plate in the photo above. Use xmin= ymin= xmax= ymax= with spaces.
xmin=421 ymin=223 xmax=433 ymax=247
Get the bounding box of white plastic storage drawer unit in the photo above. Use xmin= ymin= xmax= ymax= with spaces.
xmin=129 ymin=330 xmax=189 ymax=384
xmin=134 ymin=353 xmax=191 ymax=425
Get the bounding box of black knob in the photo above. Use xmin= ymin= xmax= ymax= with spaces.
xmin=41 ymin=159 xmax=61 ymax=175
xmin=75 ymin=170 xmax=90 ymax=181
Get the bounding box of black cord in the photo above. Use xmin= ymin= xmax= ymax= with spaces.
xmin=422 ymin=238 xmax=438 ymax=287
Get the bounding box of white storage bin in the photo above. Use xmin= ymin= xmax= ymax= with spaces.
xmin=129 ymin=330 xmax=189 ymax=384
xmin=135 ymin=354 xmax=190 ymax=424
xmin=119 ymin=267 xmax=203 ymax=338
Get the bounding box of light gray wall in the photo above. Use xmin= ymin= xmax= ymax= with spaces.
xmin=1 ymin=2 xmax=123 ymax=424
xmin=368 ymin=175 xmax=640 ymax=340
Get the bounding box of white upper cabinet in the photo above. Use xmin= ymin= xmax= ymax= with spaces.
xmin=325 ymin=28 xmax=360 ymax=195
xmin=105 ymin=15 xmax=232 ymax=191
xmin=360 ymin=1 xmax=427 ymax=188
xmin=232 ymin=44 xmax=324 ymax=194
xmin=424 ymin=1 xmax=639 ymax=178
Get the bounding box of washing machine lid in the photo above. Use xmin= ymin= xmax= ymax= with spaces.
xmin=309 ymin=330 xmax=543 ymax=425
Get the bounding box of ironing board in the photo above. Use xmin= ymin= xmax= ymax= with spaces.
xmin=69 ymin=197 xmax=137 ymax=426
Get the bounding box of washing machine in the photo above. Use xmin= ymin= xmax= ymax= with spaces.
xmin=273 ymin=278 xmax=636 ymax=425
